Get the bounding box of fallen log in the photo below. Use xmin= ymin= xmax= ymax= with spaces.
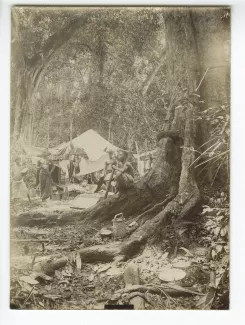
xmin=79 ymin=242 xmax=123 ymax=263
xmin=116 ymin=284 xmax=204 ymax=297
xmin=13 ymin=208 xmax=83 ymax=227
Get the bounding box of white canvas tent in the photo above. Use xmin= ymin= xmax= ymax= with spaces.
xmin=59 ymin=152 xmax=110 ymax=177
xmin=21 ymin=129 xmax=120 ymax=177
xmin=69 ymin=129 xmax=118 ymax=161
xmin=59 ymin=129 xmax=119 ymax=176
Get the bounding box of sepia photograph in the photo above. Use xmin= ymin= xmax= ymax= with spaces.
xmin=10 ymin=6 xmax=230 ymax=310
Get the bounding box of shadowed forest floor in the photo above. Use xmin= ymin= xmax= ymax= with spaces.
xmin=10 ymin=191 xmax=229 ymax=310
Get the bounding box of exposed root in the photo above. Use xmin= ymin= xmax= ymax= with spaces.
xmin=135 ymin=193 xmax=176 ymax=226
xmin=123 ymin=292 xmax=153 ymax=306
xmin=116 ymin=284 xmax=204 ymax=297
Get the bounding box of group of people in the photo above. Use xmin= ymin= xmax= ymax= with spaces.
xmin=11 ymin=145 xmax=135 ymax=203
xmin=64 ymin=153 xmax=81 ymax=184
xmin=61 ymin=143 xmax=135 ymax=195
xmin=12 ymin=149 xmax=55 ymax=203
xmin=95 ymin=149 xmax=134 ymax=194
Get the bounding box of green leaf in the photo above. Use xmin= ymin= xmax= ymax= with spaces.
xmin=224 ymin=245 xmax=229 ymax=253
xmin=215 ymin=245 xmax=223 ymax=253
xmin=211 ymin=249 xmax=217 ymax=259
xmin=220 ymin=227 xmax=227 ymax=237
xmin=217 ymin=215 xmax=224 ymax=222
xmin=217 ymin=209 xmax=222 ymax=216
xmin=214 ymin=226 xmax=221 ymax=236
xmin=202 ymin=206 xmax=213 ymax=215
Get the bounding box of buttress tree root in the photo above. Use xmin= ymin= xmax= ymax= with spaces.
xmin=79 ymin=105 xmax=203 ymax=262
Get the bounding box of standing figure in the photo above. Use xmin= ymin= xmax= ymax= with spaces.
xmin=104 ymin=150 xmax=117 ymax=190
xmin=39 ymin=149 xmax=55 ymax=201
xmin=72 ymin=154 xmax=81 ymax=184
xmin=95 ymin=149 xmax=117 ymax=193
xmin=67 ymin=154 xmax=75 ymax=183
xmin=112 ymin=150 xmax=134 ymax=193
xmin=12 ymin=157 xmax=31 ymax=202
xmin=64 ymin=140 xmax=76 ymax=183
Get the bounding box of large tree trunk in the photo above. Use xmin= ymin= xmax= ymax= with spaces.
xmin=79 ymin=8 xmax=204 ymax=262
xmin=11 ymin=12 xmax=29 ymax=143
xmin=12 ymin=73 xmax=28 ymax=142
xmin=191 ymin=8 xmax=230 ymax=183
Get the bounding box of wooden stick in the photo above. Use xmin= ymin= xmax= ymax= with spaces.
xmin=21 ymin=286 xmax=34 ymax=309
xmin=104 ymin=170 xmax=115 ymax=199
xmin=135 ymin=141 xmax=141 ymax=175
xmin=194 ymin=64 xmax=229 ymax=92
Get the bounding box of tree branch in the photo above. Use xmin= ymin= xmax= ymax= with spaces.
xmin=142 ymin=51 xmax=166 ymax=97
xmin=26 ymin=15 xmax=89 ymax=70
